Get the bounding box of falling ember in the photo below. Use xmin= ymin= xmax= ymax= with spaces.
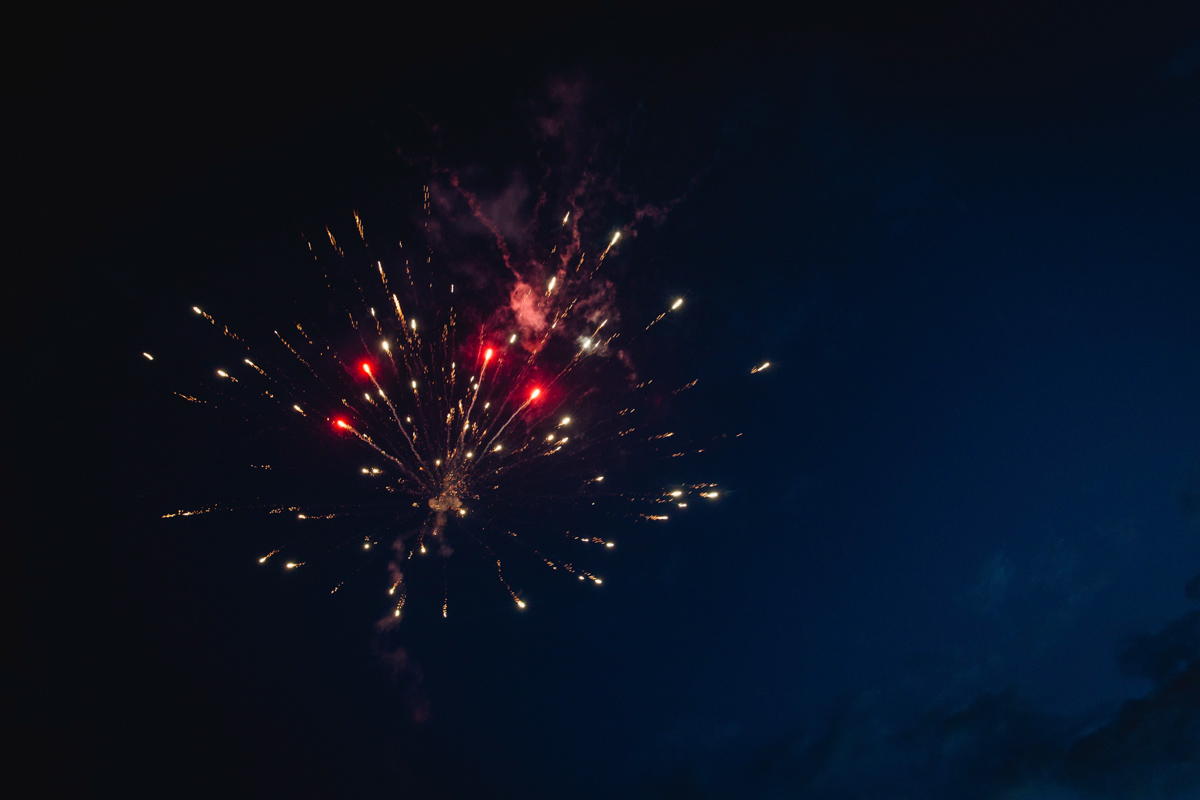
xmin=750 ymin=362 xmax=771 ymax=374
xmin=142 ymin=352 xmax=154 ymax=360
xmin=671 ymin=298 xmax=684 ymax=310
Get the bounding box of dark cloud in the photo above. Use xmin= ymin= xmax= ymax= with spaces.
xmin=716 ymin=689 xmax=1070 ymax=799
xmin=1118 ymin=611 xmax=1200 ymax=685
xmin=1064 ymin=661 xmax=1200 ymax=797
xmin=642 ymin=583 xmax=1200 ymax=799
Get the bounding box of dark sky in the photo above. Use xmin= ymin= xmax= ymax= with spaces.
xmin=9 ymin=3 xmax=1200 ymax=798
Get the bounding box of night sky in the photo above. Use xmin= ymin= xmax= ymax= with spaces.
xmin=10 ymin=3 xmax=1200 ymax=798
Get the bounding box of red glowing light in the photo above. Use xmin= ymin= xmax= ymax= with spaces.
xmin=334 ymin=419 xmax=350 ymax=429
xmin=484 ymin=348 xmax=494 ymax=362
xmin=529 ymin=388 xmax=542 ymax=400
xmin=360 ymin=362 xmax=372 ymax=376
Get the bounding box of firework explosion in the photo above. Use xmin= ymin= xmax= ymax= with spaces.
xmin=154 ymin=176 xmax=747 ymax=624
